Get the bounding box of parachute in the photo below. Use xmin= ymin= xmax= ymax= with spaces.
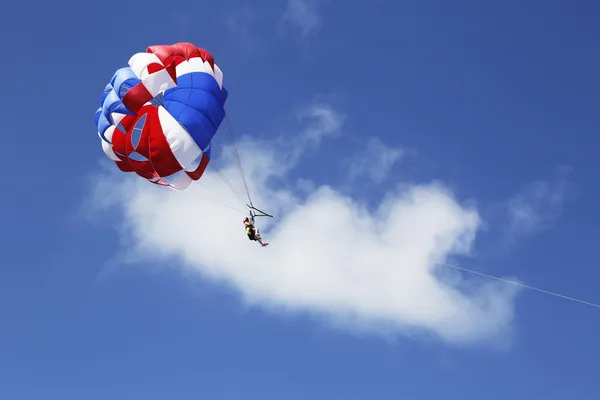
xmin=94 ymin=42 xmax=228 ymax=191
xmin=94 ymin=42 xmax=274 ymax=224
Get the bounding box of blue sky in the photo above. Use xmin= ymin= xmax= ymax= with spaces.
xmin=2 ymin=0 xmax=600 ymax=398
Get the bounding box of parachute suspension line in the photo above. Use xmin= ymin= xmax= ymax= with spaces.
xmin=208 ymin=162 xmax=246 ymax=205
xmin=194 ymin=101 xmax=251 ymax=210
xmin=208 ymin=114 xmax=245 ymax=196
xmin=201 ymin=97 xmax=274 ymax=220
xmin=209 ymin=201 xmax=247 ymax=215
xmin=221 ymin=112 xmax=275 ymax=219
xmin=223 ymin=104 xmax=252 ymax=206
xmin=436 ymin=261 xmax=600 ymax=310
xmin=193 ymin=186 xmax=248 ymax=215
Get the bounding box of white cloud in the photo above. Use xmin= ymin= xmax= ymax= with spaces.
xmin=281 ymin=0 xmax=323 ymax=37
xmin=269 ymin=102 xmax=345 ymax=172
xmin=298 ymin=102 xmax=343 ymax=142
xmin=89 ymin=102 xmax=519 ymax=346
xmin=347 ymin=137 xmax=404 ymax=184
xmin=506 ymin=167 xmax=573 ymax=239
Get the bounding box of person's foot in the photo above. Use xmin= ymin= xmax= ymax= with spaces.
xmin=262 ymin=242 xmax=269 ymax=247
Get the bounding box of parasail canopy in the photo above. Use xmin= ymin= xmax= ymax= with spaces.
xmin=94 ymin=42 xmax=228 ymax=191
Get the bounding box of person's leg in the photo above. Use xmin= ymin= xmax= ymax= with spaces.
xmin=253 ymin=227 xmax=268 ymax=246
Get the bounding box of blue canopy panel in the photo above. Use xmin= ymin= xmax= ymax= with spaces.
xmin=162 ymin=72 xmax=228 ymax=154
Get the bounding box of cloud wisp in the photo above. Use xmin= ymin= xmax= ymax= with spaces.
xmin=280 ymin=0 xmax=323 ymax=38
xmin=88 ymin=102 xmax=519 ymax=346
xmin=505 ymin=166 xmax=574 ymax=241
xmin=346 ymin=137 xmax=405 ymax=184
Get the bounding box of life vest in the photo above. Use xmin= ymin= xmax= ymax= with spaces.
xmin=245 ymin=223 xmax=256 ymax=240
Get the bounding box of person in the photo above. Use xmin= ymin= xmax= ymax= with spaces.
xmin=244 ymin=217 xmax=268 ymax=247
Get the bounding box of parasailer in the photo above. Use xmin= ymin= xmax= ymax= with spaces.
xmin=244 ymin=204 xmax=274 ymax=247
xmin=243 ymin=217 xmax=268 ymax=247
